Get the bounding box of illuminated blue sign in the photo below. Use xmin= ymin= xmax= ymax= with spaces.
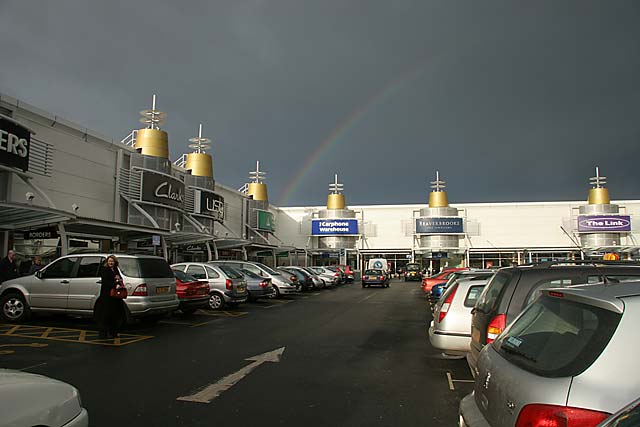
xmin=312 ymin=219 xmax=359 ymax=235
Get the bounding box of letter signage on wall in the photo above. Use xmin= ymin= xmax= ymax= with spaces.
xmin=141 ymin=171 xmax=185 ymax=209
xmin=0 ymin=117 xmax=30 ymax=171
xmin=23 ymin=227 xmax=58 ymax=240
xmin=257 ymin=210 xmax=276 ymax=232
xmin=311 ymin=219 xmax=359 ymax=235
xmin=415 ymin=217 xmax=464 ymax=234
xmin=577 ymin=215 xmax=631 ymax=232
xmin=194 ymin=189 xmax=225 ymax=221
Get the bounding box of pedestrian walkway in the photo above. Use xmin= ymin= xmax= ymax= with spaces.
xmin=0 ymin=323 xmax=153 ymax=347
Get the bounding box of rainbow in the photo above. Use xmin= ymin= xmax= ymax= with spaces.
xmin=278 ymin=57 xmax=436 ymax=206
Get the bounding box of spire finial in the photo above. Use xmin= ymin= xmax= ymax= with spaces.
xmin=430 ymin=170 xmax=446 ymax=192
xmin=249 ymin=161 xmax=267 ymax=183
xmin=188 ymin=123 xmax=211 ymax=153
xmin=589 ymin=166 xmax=607 ymax=189
xmin=139 ymin=93 xmax=167 ymax=129
xmin=329 ymin=173 xmax=344 ymax=194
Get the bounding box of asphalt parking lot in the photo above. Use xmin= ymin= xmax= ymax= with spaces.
xmin=0 ymin=279 xmax=473 ymax=426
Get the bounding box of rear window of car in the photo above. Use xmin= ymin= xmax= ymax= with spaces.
xmin=240 ymin=268 xmax=263 ymax=279
xmin=119 ymin=258 xmax=173 ymax=278
xmin=406 ymin=264 xmax=420 ymax=271
xmin=173 ymin=269 xmax=196 ymax=282
xmin=464 ymin=285 xmax=486 ymax=307
xmin=365 ymin=269 xmax=382 ymax=275
xmin=219 ymin=265 xmax=244 ymax=279
xmin=494 ymin=295 xmax=622 ymax=378
xmin=475 ymin=271 xmax=512 ymax=313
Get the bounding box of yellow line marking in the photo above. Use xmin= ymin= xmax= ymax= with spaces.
xmin=194 ymin=310 xmax=248 ymax=317
xmin=40 ymin=327 xmax=55 ymax=338
xmin=190 ymin=320 xmax=215 ymax=328
xmin=78 ymin=330 xmax=87 ymax=342
xmin=0 ymin=324 xmax=153 ymax=347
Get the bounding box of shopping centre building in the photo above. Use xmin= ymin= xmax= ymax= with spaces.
xmin=1 ymin=92 xmax=638 ymax=274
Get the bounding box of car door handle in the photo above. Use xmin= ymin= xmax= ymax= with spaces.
xmin=60 ymin=280 xmax=70 ymax=284
xmin=96 ymin=280 xmax=102 ymax=284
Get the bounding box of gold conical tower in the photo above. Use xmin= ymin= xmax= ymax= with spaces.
xmin=327 ymin=174 xmax=346 ymax=209
xmin=428 ymin=171 xmax=449 ymax=207
xmin=184 ymin=124 xmax=213 ymax=178
xmin=587 ymin=166 xmax=610 ymax=205
xmin=134 ymin=94 xmax=170 ymax=159
xmin=247 ymin=161 xmax=268 ymax=202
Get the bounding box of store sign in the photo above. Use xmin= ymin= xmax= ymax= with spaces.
xmin=23 ymin=227 xmax=58 ymax=240
xmin=312 ymin=219 xmax=359 ymax=235
xmin=257 ymin=210 xmax=276 ymax=232
xmin=194 ymin=190 xmax=225 ymax=221
xmin=141 ymin=171 xmax=185 ymax=209
xmin=415 ymin=217 xmax=464 ymax=234
xmin=0 ymin=117 xmax=30 ymax=171
xmin=577 ymin=215 xmax=631 ymax=232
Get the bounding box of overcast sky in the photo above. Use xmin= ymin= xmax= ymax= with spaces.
xmin=1 ymin=1 xmax=639 ymax=207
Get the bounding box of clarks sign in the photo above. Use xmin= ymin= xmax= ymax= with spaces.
xmin=194 ymin=190 xmax=225 ymax=221
xmin=141 ymin=171 xmax=185 ymax=209
xmin=0 ymin=117 xmax=30 ymax=171
xmin=577 ymin=215 xmax=631 ymax=233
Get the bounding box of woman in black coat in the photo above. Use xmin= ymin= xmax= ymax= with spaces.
xmin=93 ymin=255 xmax=127 ymax=339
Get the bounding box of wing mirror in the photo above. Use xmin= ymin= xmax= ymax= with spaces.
xmin=35 ymin=270 xmax=43 ymax=279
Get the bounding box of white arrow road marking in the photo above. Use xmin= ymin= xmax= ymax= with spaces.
xmin=177 ymin=347 xmax=285 ymax=404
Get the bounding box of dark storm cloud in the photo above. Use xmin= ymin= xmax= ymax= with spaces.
xmin=1 ymin=1 xmax=639 ymax=206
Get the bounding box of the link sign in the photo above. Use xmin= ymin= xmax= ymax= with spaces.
xmin=0 ymin=117 xmax=30 ymax=171
xmin=312 ymin=219 xmax=359 ymax=235
xmin=415 ymin=217 xmax=464 ymax=234
xmin=578 ymin=215 xmax=631 ymax=232
xmin=141 ymin=171 xmax=185 ymax=209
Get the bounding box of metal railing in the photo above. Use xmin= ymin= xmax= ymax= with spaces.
xmin=120 ymin=130 xmax=137 ymax=147
xmin=238 ymin=183 xmax=248 ymax=194
xmin=174 ymin=154 xmax=187 ymax=168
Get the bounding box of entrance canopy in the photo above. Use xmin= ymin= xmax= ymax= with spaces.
xmin=0 ymin=202 xmax=73 ymax=230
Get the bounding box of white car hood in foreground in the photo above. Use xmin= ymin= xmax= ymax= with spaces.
xmin=0 ymin=369 xmax=84 ymax=427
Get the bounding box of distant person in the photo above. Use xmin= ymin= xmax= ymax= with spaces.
xmin=93 ymin=255 xmax=127 ymax=339
xmin=28 ymin=256 xmax=43 ymax=275
xmin=0 ymin=250 xmax=19 ymax=283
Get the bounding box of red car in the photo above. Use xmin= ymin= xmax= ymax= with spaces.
xmin=336 ymin=265 xmax=355 ymax=282
xmin=173 ymin=269 xmax=210 ymax=314
xmin=421 ymin=267 xmax=468 ymax=294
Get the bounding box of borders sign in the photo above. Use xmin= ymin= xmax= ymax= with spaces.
xmin=577 ymin=215 xmax=631 ymax=233
xmin=415 ymin=217 xmax=464 ymax=234
xmin=0 ymin=117 xmax=30 ymax=171
xmin=311 ymin=219 xmax=359 ymax=235
xmin=141 ymin=171 xmax=185 ymax=209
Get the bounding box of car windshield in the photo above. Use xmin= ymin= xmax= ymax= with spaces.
xmin=119 ymin=258 xmax=174 ymax=278
xmin=173 ymin=269 xmax=196 ymax=282
xmin=365 ymin=269 xmax=382 ymax=275
xmin=494 ymin=295 xmax=622 ymax=378
xmin=219 ymin=265 xmax=244 ymax=279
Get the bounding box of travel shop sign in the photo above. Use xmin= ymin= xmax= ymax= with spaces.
xmin=415 ymin=217 xmax=464 ymax=234
xmin=312 ymin=219 xmax=359 ymax=235
xmin=577 ymin=215 xmax=631 ymax=233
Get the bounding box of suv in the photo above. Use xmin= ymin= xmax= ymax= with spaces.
xmin=468 ymin=261 xmax=640 ymax=377
xmin=0 ymin=254 xmax=179 ymax=322
xmin=209 ymin=261 xmax=298 ymax=298
xmin=460 ymin=280 xmax=640 ymax=427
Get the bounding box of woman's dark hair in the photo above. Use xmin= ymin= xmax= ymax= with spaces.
xmin=103 ymin=255 xmax=119 ymax=268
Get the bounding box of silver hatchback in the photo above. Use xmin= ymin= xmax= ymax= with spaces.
xmin=459 ymin=281 xmax=640 ymax=427
xmin=171 ymin=262 xmax=248 ymax=310
xmin=0 ymin=254 xmax=179 ymax=322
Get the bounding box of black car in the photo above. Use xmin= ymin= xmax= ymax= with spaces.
xmin=403 ymin=263 xmax=422 ymax=281
xmin=468 ymin=260 xmax=640 ymax=377
xmin=362 ymin=269 xmax=389 ymax=288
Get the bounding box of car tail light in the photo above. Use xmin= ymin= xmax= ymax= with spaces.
xmin=515 ymin=404 xmax=609 ymax=427
xmin=438 ymin=283 xmax=458 ymax=322
xmin=259 ymin=280 xmax=269 ymax=288
xmin=379 ymin=276 xmax=385 ymax=280
xmin=486 ymin=314 xmax=507 ymax=343
xmin=290 ymin=276 xmax=297 ymax=282
xmin=132 ymin=284 xmax=148 ymax=296
xmin=362 ymin=276 xmax=368 ymax=280
xmin=225 ymin=279 xmax=233 ymax=290
xmin=334 ymin=273 xmax=340 ymax=277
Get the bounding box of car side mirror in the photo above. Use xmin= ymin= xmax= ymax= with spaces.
xmin=35 ymin=270 xmax=43 ymax=279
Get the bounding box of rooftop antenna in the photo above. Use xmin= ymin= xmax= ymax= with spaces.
xmin=249 ymin=160 xmax=266 ymax=184
xmin=430 ymin=170 xmax=446 ymax=192
xmin=589 ymin=166 xmax=607 ymax=189
xmin=329 ymin=173 xmax=344 ymax=194
xmin=138 ymin=94 xmax=167 ymax=130
xmin=188 ymin=124 xmax=211 ymax=153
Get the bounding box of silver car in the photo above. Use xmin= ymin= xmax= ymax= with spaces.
xmin=429 ymin=277 xmax=488 ymax=356
xmin=236 ymin=268 xmax=276 ymax=301
xmin=209 ymin=260 xmax=299 ymax=297
xmin=171 ymin=262 xmax=248 ymax=310
xmin=300 ymin=267 xmax=325 ymax=289
xmin=310 ymin=267 xmax=340 ymax=286
xmin=0 ymin=254 xmax=179 ymax=322
xmin=459 ymin=280 xmax=640 ymax=427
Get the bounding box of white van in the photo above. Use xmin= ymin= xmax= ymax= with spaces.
xmin=367 ymin=258 xmax=389 ymax=274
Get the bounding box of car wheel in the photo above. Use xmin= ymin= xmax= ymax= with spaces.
xmin=208 ymin=292 xmax=225 ymax=310
xmin=272 ymin=286 xmax=281 ymax=298
xmin=1 ymin=292 xmax=30 ymax=322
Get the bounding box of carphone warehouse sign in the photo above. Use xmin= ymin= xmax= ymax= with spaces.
xmin=312 ymin=219 xmax=358 ymax=235
xmin=415 ymin=217 xmax=464 ymax=234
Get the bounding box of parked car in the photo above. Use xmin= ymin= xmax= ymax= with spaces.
xmin=598 ymin=396 xmax=640 ymax=426
xmin=468 ymin=261 xmax=640 ymax=377
xmin=459 ymin=280 xmax=640 ymax=427
xmin=236 ymin=268 xmax=276 ymax=301
xmin=430 ymin=270 xmax=495 ymax=302
xmin=171 ymin=262 xmax=247 ymax=310
xmin=0 ymin=368 xmax=89 ymax=427
xmin=404 ymin=263 xmax=422 ymax=281
xmin=325 ymin=266 xmax=347 ymax=283
xmin=362 ymin=269 xmax=390 ymax=288
xmin=429 ymin=276 xmax=489 ymax=356
xmin=279 ymin=267 xmax=315 ymax=291
xmin=209 ymin=260 xmax=298 ymax=298
xmin=0 ymin=254 xmax=179 ymax=323
xmin=172 ymin=269 xmax=210 ymax=315
xmin=276 ymin=268 xmax=302 ymax=292
xmin=336 ymin=265 xmax=355 ymax=282
xmin=310 ymin=266 xmax=341 ymax=286
xmin=300 ymin=267 xmax=325 ymax=288
xmin=422 ymin=267 xmax=468 ymax=294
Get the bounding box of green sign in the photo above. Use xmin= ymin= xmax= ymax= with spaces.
xmin=257 ymin=210 xmax=275 ymax=232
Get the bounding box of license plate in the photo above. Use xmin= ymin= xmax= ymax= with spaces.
xmin=156 ymin=286 xmax=170 ymax=294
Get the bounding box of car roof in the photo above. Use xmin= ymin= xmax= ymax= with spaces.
xmin=543 ymin=280 xmax=640 ymax=314
xmin=62 ymin=253 xmax=164 ymax=260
